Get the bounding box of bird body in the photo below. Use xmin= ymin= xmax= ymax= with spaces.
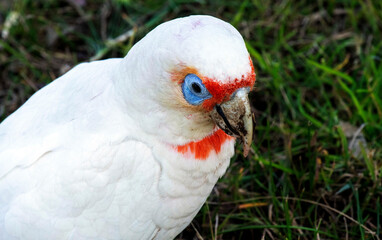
xmin=0 ymin=15 xmax=255 ymax=239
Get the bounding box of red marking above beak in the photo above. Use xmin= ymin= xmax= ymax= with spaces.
xmin=201 ymin=57 xmax=256 ymax=111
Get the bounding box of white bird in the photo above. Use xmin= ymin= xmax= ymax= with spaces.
xmin=0 ymin=15 xmax=256 ymax=239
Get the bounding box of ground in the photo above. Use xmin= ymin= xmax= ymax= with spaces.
xmin=0 ymin=0 xmax=381 ymax=239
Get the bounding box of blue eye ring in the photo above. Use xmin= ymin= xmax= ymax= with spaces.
xmin=182 ymin=74 xmax=212 ymax=105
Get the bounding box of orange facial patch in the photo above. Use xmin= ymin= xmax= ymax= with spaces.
xmin=175 ymin=129 xmax=234 ymax=160
xmin=171 ymin=57 xmax=256 ymax=111
xmin=171 ymin=65 xmax=200 ymax=83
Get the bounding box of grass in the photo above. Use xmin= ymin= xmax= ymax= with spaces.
xmin=1 ymin=0 xmax=381 ymax=239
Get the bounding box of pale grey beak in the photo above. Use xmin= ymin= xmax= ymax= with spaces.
xmin=210 ymin=88 xmax=254 ymax=157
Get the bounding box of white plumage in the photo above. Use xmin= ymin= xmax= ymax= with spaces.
xmin=0 ymin=15 xmax=256 ymax=239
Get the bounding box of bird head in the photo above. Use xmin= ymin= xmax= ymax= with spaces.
xmin=117 ymin=15 xmax=256 ymax=158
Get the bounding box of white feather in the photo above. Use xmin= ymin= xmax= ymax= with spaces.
xmin=0 ymin=15 xmax=250 ymax=239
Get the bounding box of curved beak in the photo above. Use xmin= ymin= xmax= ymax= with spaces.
xmin=210 ymin=88 xmax=255 ymax=157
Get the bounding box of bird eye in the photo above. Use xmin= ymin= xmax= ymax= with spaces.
xmin=192 ymin=83 xmax=202 ymax=93
xmin=182 ymin=74 xmax=212 ymax=105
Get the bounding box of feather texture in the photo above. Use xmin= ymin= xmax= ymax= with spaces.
xmin=0 ymin=15 xmax=254 ymax=239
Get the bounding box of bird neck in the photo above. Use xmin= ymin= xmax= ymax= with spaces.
xmin=174 ymin=129 xmax=234 ymax=160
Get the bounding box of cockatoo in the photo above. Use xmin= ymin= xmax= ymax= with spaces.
xmin=0 ymin=15 xmax=256 ymax=239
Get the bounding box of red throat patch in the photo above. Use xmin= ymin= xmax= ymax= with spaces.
xmin=175 ymin=129 xmax=234 ymax=160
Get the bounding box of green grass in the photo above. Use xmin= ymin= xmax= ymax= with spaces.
xmin=1 ymin=0 xmax=381 ymax=239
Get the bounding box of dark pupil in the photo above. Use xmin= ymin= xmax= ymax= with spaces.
xmin=191 ymin=83 xmax=202 ymax=93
